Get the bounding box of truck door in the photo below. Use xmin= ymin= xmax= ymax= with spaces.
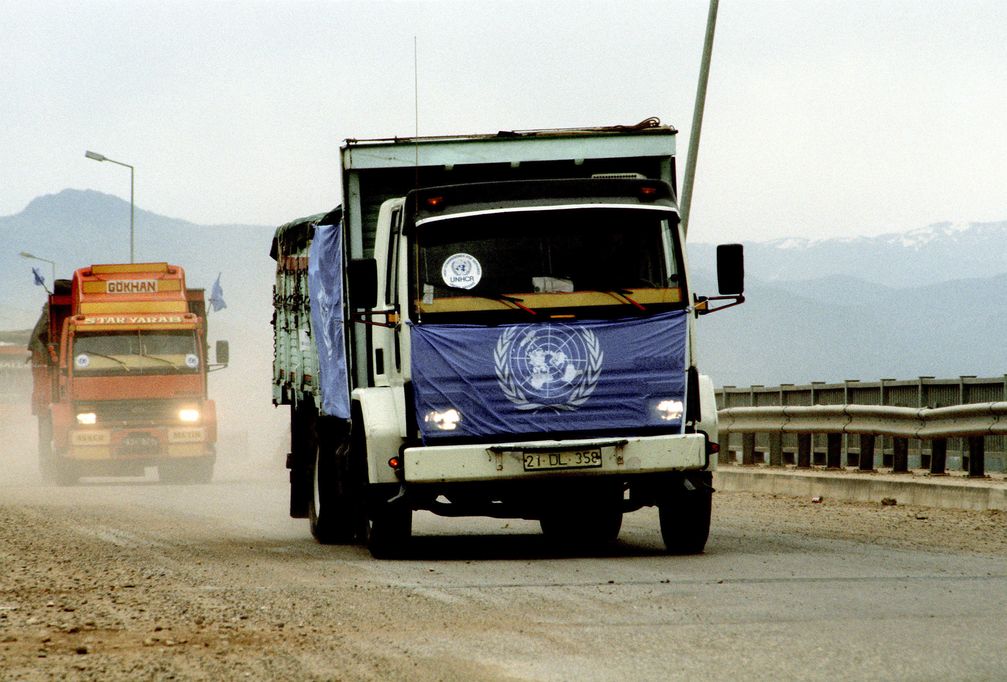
xmin=372 ymin=200 xmax=404 ymax=387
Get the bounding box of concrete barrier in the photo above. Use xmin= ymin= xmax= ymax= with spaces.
xmin=714 ymin=465 xmax=1007 ymax=512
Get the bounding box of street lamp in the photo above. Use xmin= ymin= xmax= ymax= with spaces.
xmin=85 ymin=150 xmax=134 ymax=263
xmin=19 ymin=251 xmax=56 ymax=286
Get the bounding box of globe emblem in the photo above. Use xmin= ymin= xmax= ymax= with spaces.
xmin=441 ymin=253 xmax=482 ymax=290
xmin=494 ymin=324 xmax=603 ymax=410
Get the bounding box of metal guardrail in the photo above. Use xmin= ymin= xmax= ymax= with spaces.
xmin=720 ymin=403 xmax=1007 ymax=438
xmin=718 ymin=403 xmax=1007 ymax=478
xmin=717 ymin=377 xmax=1007 ymax=476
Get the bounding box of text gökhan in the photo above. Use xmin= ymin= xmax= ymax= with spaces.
xmin=106 ymin=279 xmax=158 ymax=294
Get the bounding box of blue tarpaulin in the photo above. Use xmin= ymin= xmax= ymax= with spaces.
xmin=308 ymin=221 xmax=350 ymax=419
xmin=410 ymin=310 xmax=688 ymax=441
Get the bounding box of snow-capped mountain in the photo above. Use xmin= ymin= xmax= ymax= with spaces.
xmin=690 ymin=220 xmax=1007 ymax=288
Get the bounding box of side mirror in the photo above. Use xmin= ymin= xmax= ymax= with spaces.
xmin=716 ymin=243 xmax=745 ymax=295
xmin=215 ymin=339 xmax=229 ymax=365
xmin=348 ymin=258 xmax=378 ymax=310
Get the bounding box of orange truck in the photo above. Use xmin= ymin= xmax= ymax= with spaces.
xmin=29 ymin=263 xmax=228 ymax=484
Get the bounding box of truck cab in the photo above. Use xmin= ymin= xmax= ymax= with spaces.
xmin=274 ymin=123 xmax=744 ymax=557
xmin=31 ymin=263 xmax=226 ymax=484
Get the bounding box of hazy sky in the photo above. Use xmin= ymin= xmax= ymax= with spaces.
xmin=3 ymin=0 xmax=1005 ymax=244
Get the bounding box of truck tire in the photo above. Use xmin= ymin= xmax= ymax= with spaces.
xmin=309 ymin=424 xmax=358 ymax=545
xmin=38 ymin=414 xmax=56 ymax=483
xmin=365 ymin=500 xmax=412 ymax=560
xmin=658 ymin=484 xmax=712 ymax=555
xmin=53 ymin=455 xmax=80 ymax=487
xmin=348 ymin=403 xmax=411 ymax=558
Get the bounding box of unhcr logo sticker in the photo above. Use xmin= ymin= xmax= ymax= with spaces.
xmin=441 ymin=253 xmax=482 ymax=290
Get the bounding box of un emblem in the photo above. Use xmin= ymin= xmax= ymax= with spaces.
xmin=494 ymin=325 xmax=603 ymax=411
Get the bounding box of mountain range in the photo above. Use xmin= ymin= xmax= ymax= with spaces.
xmin=4 ymin=189 xmax=1006 ymax=391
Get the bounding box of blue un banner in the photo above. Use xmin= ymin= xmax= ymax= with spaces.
xmin=309 ymin=221 xmax=350 ymax=419
xmin=410 ymin=310 xmax=688 ymax=441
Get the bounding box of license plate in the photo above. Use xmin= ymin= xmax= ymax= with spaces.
xmin=121 ymin=435 xmax=160 ymax=450
xmin=523 ymin=448 xmax=602 ymax=471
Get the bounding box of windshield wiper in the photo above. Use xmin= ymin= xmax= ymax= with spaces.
xmin=140 ymin=353 xmax=180 ymax=367
xmin=78 ymin=352 xmax=131 ymax=371
xmin=478 ymin=292 xmax=537 ymax=316
xmin=579 ymin=289 xmax=647 ymax=311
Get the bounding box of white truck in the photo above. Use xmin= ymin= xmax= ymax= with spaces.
xmin=271 ymin=120 xmax=744 ymax=558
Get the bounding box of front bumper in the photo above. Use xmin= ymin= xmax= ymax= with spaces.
xmin=66 ymin=426 xmax=212 ymax=461
xmin=403 ymin=433 xmax=708 ymax=484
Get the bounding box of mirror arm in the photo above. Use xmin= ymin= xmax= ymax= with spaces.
xmin=349 ymin=308 xmax=400 ymax=329
xmin=695 ymin=294 xmax=745 ymax=316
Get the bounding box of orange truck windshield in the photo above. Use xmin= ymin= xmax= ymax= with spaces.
xmin=72 ymin=329 xmax=200 ymax=375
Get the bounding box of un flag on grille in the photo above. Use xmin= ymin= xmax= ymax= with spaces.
xmin=410 ymin=309 xmax=688 ymax=441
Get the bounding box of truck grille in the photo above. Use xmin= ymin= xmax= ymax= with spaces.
xmin=77 ymin=400 xmax=184 ymax=426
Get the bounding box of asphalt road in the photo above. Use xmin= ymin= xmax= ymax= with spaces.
xmin=1 ymin=416 xmax=1005 ymax=680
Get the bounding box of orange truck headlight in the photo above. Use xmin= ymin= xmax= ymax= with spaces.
xmin=178 ymin=408 xmax=201 ymax=423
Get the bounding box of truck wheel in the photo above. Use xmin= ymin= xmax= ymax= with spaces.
xmin=348 ymin=404 xmax=411 ymax=558
xmin=658 ymin=485 xmax=712 ymax=555
xmin=309 ymin=438 xmax=357 ymax=544
xmin=365 ymin=500 xmax=412 ymax=560
xmin=190 ymin=457 xmax=215 ymax=483
xmin=38 ymin=415 xmax=56 ymax=483
xmin=53 ymin=455 xmax=80 ymax=487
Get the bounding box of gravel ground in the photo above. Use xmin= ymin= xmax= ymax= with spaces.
xmin=0 ymin=487 xmax=1003 ymax=681
xmin=0 ymin=500 xmax=508 ymax=681
xmin=1 ymin=397 xmax=1004 ymax=680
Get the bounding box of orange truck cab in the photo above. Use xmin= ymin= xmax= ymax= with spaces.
xmin=29 ymin=263 xmax=227 ymax=484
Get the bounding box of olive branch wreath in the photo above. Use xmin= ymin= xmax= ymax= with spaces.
xmin=494 ymin=326 xmax=603 ymax=412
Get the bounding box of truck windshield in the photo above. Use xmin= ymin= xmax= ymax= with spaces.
xmin=412 ymin=206 xmax=683 ymax=318
xmin=72 ymin=330 xmax=201 ymax=375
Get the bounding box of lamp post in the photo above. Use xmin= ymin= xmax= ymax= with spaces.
xmin=85 ymin=150 xmax=134 ymax=263
xmin=19 ymin=251 xmax=56 ymax=285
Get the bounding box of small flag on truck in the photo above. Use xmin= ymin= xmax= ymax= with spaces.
xmin=32 ymin=267 xmax=46 ymax=288
xmin=209 ymin=273 xmax=227 ymax=312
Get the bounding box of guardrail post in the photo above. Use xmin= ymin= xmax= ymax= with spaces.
xmin=826 ymin=433 xmax=842 ymax=469
xmin=967 ymin=436 xmax=986 ymax=478
xmin=718 ymin=444 xmax=731 ymax=466
xmin=929 ymin=438 xmax=947 ymax=475
xmin=742 ymin=433 xmax=756 ymax=466
xmin=768 ymin=432 xmax=783 ymax=467
xmin=858 ymin=434 xmax=876 ymax=472
xmin=797 ymin=433 xmax=812 ymax=469
xmin=892 ymin=437 xmax=909 ymax=473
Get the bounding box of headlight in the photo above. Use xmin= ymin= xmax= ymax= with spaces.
xmin=76 ymin=412 xmax=97 ymax=425
xmin=178 ymin=408 xmax=201 ymax=423
xmin=655 ymin=399 xmax=684 ymax=421
xmin=425 ymin=408 xmax=461 ymax=431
